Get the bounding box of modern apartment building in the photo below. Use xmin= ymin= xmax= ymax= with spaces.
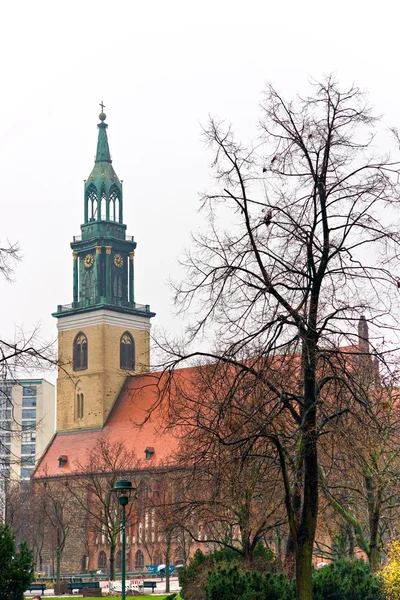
xmin=0 ymin=379 xmax=55 ymax=482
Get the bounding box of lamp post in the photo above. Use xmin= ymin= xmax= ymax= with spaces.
xmin=111 ymin=480 xmax=136 ymax=600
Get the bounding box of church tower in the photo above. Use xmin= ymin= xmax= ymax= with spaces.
xmin=53 ymin=107 xmax=155 ymax=432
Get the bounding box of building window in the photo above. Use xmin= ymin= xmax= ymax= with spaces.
xmin=76 ymin=393 xmax=84 ymax=420
xmin=22 ymin=386 xmax=36 ymax=397
xmin=135 ymin=549 xmax=144 ymax=569
xmin=98 ymin=550 xmax=107 ymax=570
xmin=120 ymin=332 xmax=134 ymax=370
xmin=21 ymin=444 xmax=35 ymax=455
xmin=73 ymin=332 xmax=88 ymax=371
xmin=22 ymin=409 xmax=36 ymax=420
xmin=116 ymin=549 xmax=122 ymax=571
xmin=20 ymin=467 xmax=33 ymax=480
xmin=22 ymin=397 xmax=36 ymax=408
xmin=21 ymin=421 xmax=36 ymax=430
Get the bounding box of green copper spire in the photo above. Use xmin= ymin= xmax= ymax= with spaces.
xmin=96 ymin=110 xmax=112 ymax=163
xmin=53 ymin=104 xmax=156 ymax=322
xmin=84 ymin=106 xmax=123 ymax=224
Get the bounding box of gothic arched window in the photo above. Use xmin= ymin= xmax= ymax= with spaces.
xmin=86 ymin=184 xmax=98 ymax=221
xmin=120 ymin=332 xmax=135 ymax=370
xmin=76 ymin=393 xmax=84 ymax=420
xmin=135 ymin=549 xmax=144 ymax=569
xmin=116 ymin=549 xmax=122 ymax=571
xmin=100 ymin=184 xmax=106 ymax=221
xmin=109 ymin=184 xmax=120 ymax=222
xmin=98 ymin=550 xmax=107 ymax=570
xmin=73 ymin=332 xmax=88 ymax=371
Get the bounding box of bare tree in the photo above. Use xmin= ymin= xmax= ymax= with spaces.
xmin=36 ymin=475 xmax=79 ymax=593
xmin=169 ymin=378 xmax=286 ymax=562
xmin=71 ymin=434 xmax=142 ymax=580
xmin=144 ymin=468 xmax=184 ymax=593
xmin=158 ymin=78 xmax=400 ymax=600
xmin=319 ymin=370 xmax=400 ymax=571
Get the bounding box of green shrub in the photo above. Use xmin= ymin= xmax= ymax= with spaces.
xmin=0 ymin=524 xmax=34 ymax=600
xmin=205 ymin=565 xmax=295 ymax=600
xmin=312 ymin=559 xmax=384 ymax=600
xmin=179 ymin=548 xmax=243 ymax=600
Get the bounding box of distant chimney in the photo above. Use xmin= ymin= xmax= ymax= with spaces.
xmin=358 ymin=315 xmax=369 ymax=352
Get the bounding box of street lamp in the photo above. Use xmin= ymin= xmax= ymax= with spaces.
xmin=111 ymin=480 xmax=136 ymax=600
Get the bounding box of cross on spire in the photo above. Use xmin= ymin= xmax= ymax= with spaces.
xmin=100 ymin=101 xmax=105 ymax=112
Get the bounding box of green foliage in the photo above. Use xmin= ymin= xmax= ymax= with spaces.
xmin=0 ymin=524 xmax=34 ymax=600
xmin=205 ymin=565 xmax=295 ymax=600
xmin=252 ymin=541 xmax=274 ymax=563
xmin=179 ymin=548 xmax=244 ymax=600
xmin=312 ymin=559 xmax=384 ymax=600
xmin=179 ymin=549 xmax=211 ymax=600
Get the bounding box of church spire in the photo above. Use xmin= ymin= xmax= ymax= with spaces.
xmin=95 ymin=106 xmax=112 ymax=163
xmin=84 ymin=106 xmax=123 ymax=225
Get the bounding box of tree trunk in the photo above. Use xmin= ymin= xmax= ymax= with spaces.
xmin=368 ymin=507 xmax=381 ymax=573
xmin=295 ymin=348 xmax=318 ymax=600
xmin=285 ymin=535 xmax=296 ymax=580
xmin=295 ymin=542 xmax=313 ymax=600
xmin=165 ymin=532 xmax=171 ymax=593
xmin=55 ymin=550 xmax=61 ymax=595
xmin=366 ymin=472 xmax=382 ymax=573
xmin=109 ymin=541 xmax=116 ymax=580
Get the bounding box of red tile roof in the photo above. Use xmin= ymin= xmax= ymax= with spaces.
xmin=33 ymin=371 xmax=187 ymax=479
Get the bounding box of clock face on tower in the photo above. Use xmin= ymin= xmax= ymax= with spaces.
xmin=114 ymin=253 xmax=123 ymax=268
xmin=84 ymin=253 xmax=94 ymax=268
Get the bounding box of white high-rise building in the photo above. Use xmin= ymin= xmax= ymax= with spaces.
xmin=0 ymin=379 xmax=55 ymax=482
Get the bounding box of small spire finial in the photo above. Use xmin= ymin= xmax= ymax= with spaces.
xmin=99 ymin=101 xmax=106 ymax=122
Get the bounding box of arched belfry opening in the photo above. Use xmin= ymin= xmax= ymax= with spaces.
xmin=86 ymin=184 xmax=98 ymax=222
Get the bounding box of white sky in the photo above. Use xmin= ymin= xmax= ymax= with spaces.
xmin=0 ymin=0 xmax=399 ymax=380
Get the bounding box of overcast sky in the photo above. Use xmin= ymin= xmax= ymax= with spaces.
xmin=1 ymin=0 xmax=399 ymax=380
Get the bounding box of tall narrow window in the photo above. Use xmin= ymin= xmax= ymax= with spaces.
xmin=73 ymin=332 xmax=88 ymax=371
xmin=87 ymin=184 xmax=98 ymax=221
xmin=76 ymin=393 xmax=84 ymax=420
xmin=98 ymin=550 xmax=107 ymax=570
xmin=100 ymin=184 xmax=106 ymax=220
xmin=120 ymin=332 xmax=135 ymax=370
xmin=116 ymin=549 xmax=122 ymax=571
xmin=109 ymin=184 xmax=120 ymax=222
xmin=135 ymin=549 xmax=144 ymax=569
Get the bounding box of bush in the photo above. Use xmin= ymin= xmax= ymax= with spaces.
xmin=205 ymin=565 xmax=295 ymax=600
xmin=312 ymin=559 xmax=384 ymax=600
xmin=382 ymin=541 xmax=400 ymax=600
xmin=179 ymin=548 xmax=243 ymax=600
xmin=0 ymin=524 xmax=34 ymax=600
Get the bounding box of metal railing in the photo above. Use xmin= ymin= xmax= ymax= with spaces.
xmin=56 ymin=300 xmax=151 ymax=313
xmin=72 ymin=234 xmax=134 ymax=243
